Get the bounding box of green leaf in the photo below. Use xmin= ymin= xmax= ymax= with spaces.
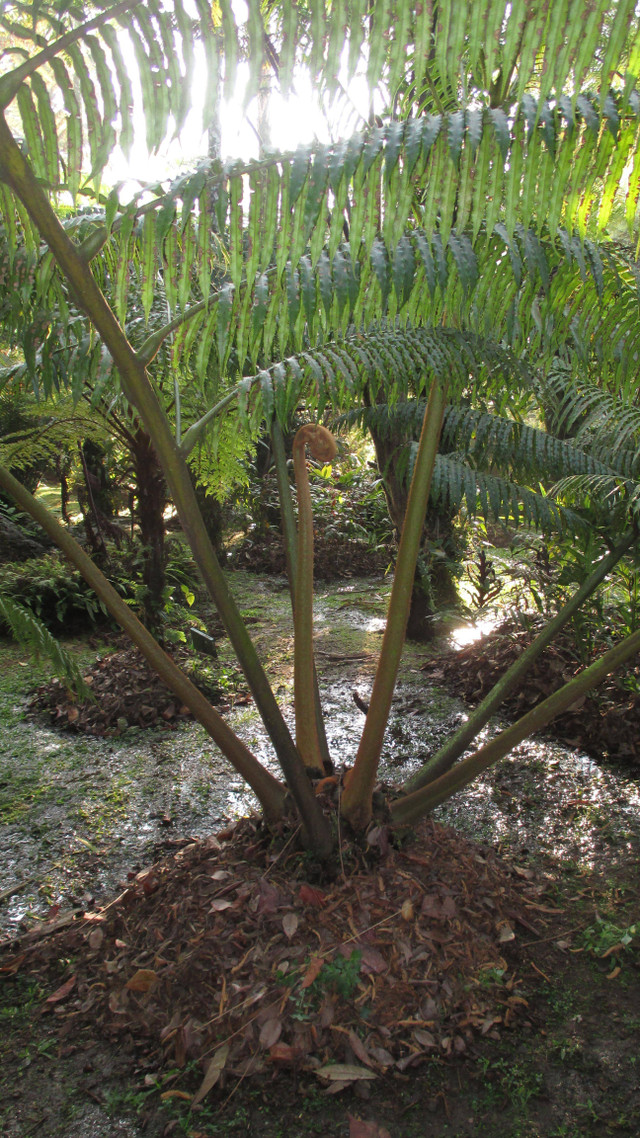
xmin=393 ymin=235 xmax=416 ymax=308
xmin=217 ymin=282 xmax=235 ymax=373
xmin=114 ymin=211 xmax=135 ymax=326
xmin=447 ymin=110 xmax=465 ymax=167
xmin=489 ymin=107 xmax=510 ymax=161
xmin=371 ymin=236 xmax=391 ymax=307
xmin=447 ymin=232 xmax=478 ymax=295
xmin=140 ymin=211 xmax=156 ymax=324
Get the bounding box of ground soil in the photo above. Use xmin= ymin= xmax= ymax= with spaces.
xmin=1 ymin=573 xmax=639 ymax=1138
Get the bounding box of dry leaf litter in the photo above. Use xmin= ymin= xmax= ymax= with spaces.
xmin=0 ymin=809 xmax=546 ymax=1100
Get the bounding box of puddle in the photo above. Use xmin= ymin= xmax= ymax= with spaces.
xmin=1 ymin=571 xmax=639 ymax=939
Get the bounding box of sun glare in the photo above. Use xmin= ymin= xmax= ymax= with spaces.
xmin=450 ymin=617 xmax=497 ymax=649
xmin=104 ymin=29 xmax=378 ymax=195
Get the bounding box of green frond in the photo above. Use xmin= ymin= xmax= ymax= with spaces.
xmin=431 ymin=454 xmax=584 ymax=535
xmin=0 ymin=1 xmax=638 ymax=204
xmin=543 ymin=366 xmax=640 ymax=473
xmin=551 ymin=471 xmax=636 ymax=524
xmin=441 ymin=406 xmax=617 ymax=485
xmin=0 ymin=593 xmax=91 ymax=699
xmin=0 ymin=1 xmax=223 ymax=191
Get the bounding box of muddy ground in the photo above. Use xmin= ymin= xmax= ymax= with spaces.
xmin=1 ymin=571 xmax=639 ymax=1138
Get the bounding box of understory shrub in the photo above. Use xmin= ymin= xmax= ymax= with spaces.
xmin=0 ymin=537 xmax=201 ymax=635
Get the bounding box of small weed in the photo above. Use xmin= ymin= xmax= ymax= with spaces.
xmin=476 ymin=964 xmax=507 ymax=987
xmin=477 ymin=1055 xmax=544 ymax=1111
xmin=314 ymin=950 xmax=362 ymax=998
xmin=0 ymin=977 xmax=46 ymax=1024
xmin=549 ymin=1036 xmax=583 ymax=1063
xmin=580 ymin=917 xmax=638 ymax=965
xmin=16 ymin=1037 xmax=56 ymax=1069
xmin=540 ymin=981 xmax=577 ymax=1017
xmin=276 ymin=949 xmax=362 ymax=1020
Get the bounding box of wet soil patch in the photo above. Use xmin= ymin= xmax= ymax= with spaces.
xmin=423 ymin=616 xmax=640 ymax=767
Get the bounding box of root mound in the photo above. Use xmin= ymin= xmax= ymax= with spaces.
xmin=230 ymin=527 xmax=391 ymax=580
xmin=1 ymin=815 xmax=544 ymax=1098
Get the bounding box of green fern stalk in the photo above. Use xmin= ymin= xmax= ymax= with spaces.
xmin=271 ymin=420 xmax=332 ymax=772
xmin=341 ymin=377 xmax=447 ymax=830
xmin=292 ymin=424 xmax=337 ymax=774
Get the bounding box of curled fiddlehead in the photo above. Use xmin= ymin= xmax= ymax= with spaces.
xmin=292 ymin=424 xmax=337 ymax=773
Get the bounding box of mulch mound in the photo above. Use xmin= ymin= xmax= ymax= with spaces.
xmin=29 ymin=643 xmax=246 ymax=737
xmin=424 ymin=618 xmax=640 ymax=766
xmin=230 ymin=528 xmax=391 ymax=580
xmin=0 ymin=811 xmax=546 ymax=1099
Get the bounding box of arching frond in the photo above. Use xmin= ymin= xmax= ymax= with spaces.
xmin=0 ymin=0 xmax=223 ymax=194
xmin=543 ymin=363 xmax=640 ymax=475
xmin=441 ymin=406 xmax=617 ymax=485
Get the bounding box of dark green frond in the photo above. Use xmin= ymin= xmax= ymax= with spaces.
xmin=431 ymin=454 xmax=585 ymax=535
xmin=441 ymin=406 xmax=618 ymax=485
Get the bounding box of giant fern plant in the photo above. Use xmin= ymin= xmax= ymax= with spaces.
xmin=2 ymin=1 xmax=640 ymax=850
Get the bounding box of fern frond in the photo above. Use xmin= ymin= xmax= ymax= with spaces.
xmin=0 ymin=593 xmax=91 ymax=699
xmin=431 ymin=454 xmax=585 ymax=534
xmin=441 ymin=406 xmax=617 ymax=484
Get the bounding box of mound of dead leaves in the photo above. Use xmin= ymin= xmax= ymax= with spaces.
xmin=230 ymin=526 xmax=391 ymax=580
xmin=0 ymin=812 xmax=545 ymax=1102
xmin=424 ymin=618 xmax=640 ymax=766
xmin=29 ymin=643 xmax=247 ymax=737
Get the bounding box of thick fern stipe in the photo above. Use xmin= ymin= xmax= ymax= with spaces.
xmin=292 ymin=424 xmax=337 ymax=773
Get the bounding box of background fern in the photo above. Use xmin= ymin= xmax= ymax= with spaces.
xmin=0 ymin=592 xmax=91 ymax=698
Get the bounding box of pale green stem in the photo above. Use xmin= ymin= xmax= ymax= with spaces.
xmin=391 ymin=624 xmax=640 ymax=828
xmin=341 ymin=378 xmax=447 ymax=831
xmin=0 ymin=0 xmax=141 ymax=109
xmin=272 ymin=421 xmax=332 ymax=772
xmin=180 ymin=373 xmax=262 ymax=457
xmin=0 ymin=463 xmax=287 ymax=822
xmin=138 ymin=295 xmax=211 ymax=366
xmin=402 ymin=530 xmax=637 ymax=794
xmin=292 ymin=425 xmax=337 ymax=773
xmin=271 ymin=420 xmax=298 ymax=587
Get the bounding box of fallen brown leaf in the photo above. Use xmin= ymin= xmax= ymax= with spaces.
xmin=125 ymin=968 xmax=159 ymax=993
xmin=192 ymin=1044 xmax=229 ymax=1104
xmin=349 ymin=1116 xmax=392 ymax=1138
xmin=45 ymin=975 xmax=76 ymax=1004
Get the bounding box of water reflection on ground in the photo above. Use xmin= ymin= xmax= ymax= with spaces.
xmin=1 ymin=573 xmax=638 ymax=938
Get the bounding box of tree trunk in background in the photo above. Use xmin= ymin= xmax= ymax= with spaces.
xmin=56 ymin=450 xmax=72 ymax=525
xmin=191 ymin=478 xmax=226 ymax=558
xmin=131 ymin=427 xmax=168 ymax=629
xmin=77 ymin=439 xmax=114 ymax=557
